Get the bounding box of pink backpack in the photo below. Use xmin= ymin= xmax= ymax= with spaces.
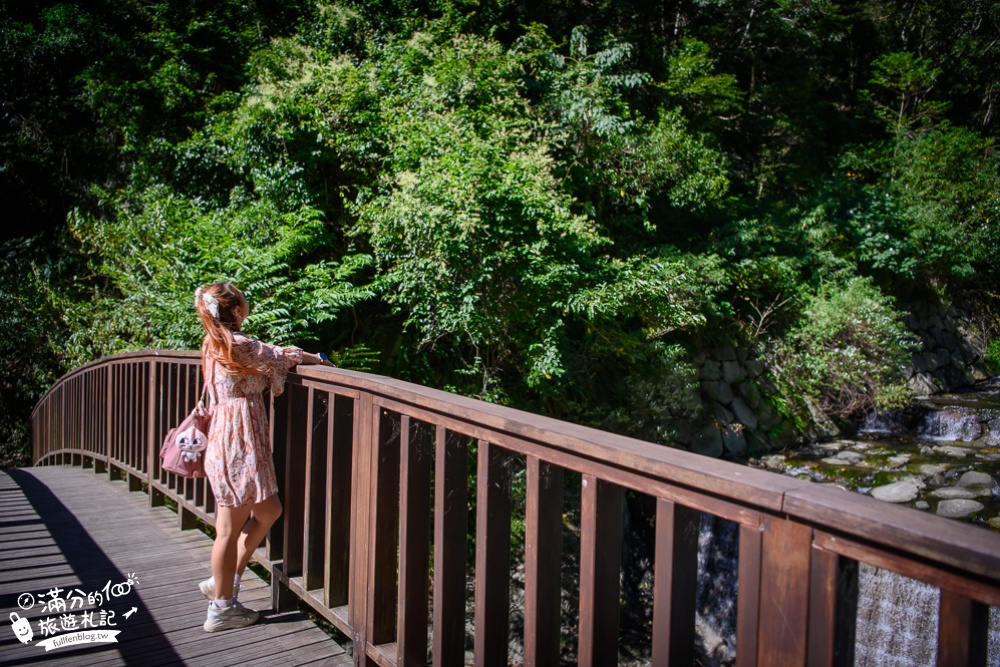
xmin=160 ymin=358 xmax=215 ymax=477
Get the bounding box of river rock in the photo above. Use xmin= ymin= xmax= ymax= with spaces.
xmin=835 ymin=450 xmax=865 ymax=464
xmin=935 ymin=499 xmax=984 ymax=518
xmin=991 ymin=517 xmax=1000 ymax=531
xmin=915 ymin=501 xmax=930 ymax=511
xmin=887 ymin=454 xmax=911 ymax=467
xmin=933 ymin=445 xmax=971 ymax=458
xmin=918 ymin=464 xmax=948 ymax=477
xmin=957 ymin=471 xmax=994 ymax=488
xmin=870 ymin=480 xmax=921 ymax=503
xmin=759 ymin=454 xmax=787 ymax=471
xmin=930 ymin=487 xmax=977 ymax=500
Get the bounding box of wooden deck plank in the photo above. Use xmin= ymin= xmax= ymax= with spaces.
xmin=0 ymin=467 xmax=350 ymax=667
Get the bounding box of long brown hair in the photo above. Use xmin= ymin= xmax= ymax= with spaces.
xmin=195 ymin=282 xmax=251 ymax=376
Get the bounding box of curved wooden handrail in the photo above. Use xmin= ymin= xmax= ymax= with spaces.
xmin=33 ymin=350 xmax=1000 ymax=666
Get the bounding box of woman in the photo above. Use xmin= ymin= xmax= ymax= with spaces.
xmin=193 ymin=281 xmax=329 ymax=632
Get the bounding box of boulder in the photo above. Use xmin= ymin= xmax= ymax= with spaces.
xmin=834 ymin=450 xmax=865 ymax=464
xmin=745 ymin=358 xmax=764 ymax=378
xmin=870 ymin=480 xmax=921 ymax=503
xmin=738 ymin=381 xmax=762 ymax=409
xmin=700 ymin=360 xmax=722 ymax=381
xmin=723 ymin=360 xmax=742 ymax=384
xmin=722 ymin=424 xmax=747 ymax=455
xmin=731 ymin=397 xmax=759 ymax=430
xmin=930 ymin=487 xmax=977 ymax=500
xmin=712 ymin=403 xmax=735 ymax=424
xmin=933 ymin=445 xmax=971 ymax=458
xmin=957 ymin=471 xmax=994 ymax=488
xmin=887 ymin=454 xmax=911 ymax=468
xmin=759 ymin=454 xmax=787 ymax=471
xmin=936 ymin=499 xmax=984 ymax=518
xmin=908 ymin=373 xmax=938 ymax=397
xmin=701 ymin=379 xmax=733 ymax=404
xmin=690 ymin=424 xmax=723 ymax=458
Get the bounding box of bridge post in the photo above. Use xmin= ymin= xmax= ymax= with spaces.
xmin=749 ymin=514 xmax=812 ymax=667
xmin=179 ymin=505 xmax=199 ymax=531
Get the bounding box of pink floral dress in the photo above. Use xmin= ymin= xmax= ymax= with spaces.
xmin=204 ymin=332 xmax=303 ymax=508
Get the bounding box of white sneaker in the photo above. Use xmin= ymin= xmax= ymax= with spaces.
xmin=199 ymin=577 xmax=241 ymax=601
xmin=203 ymin=600 xmax=259 ymax=632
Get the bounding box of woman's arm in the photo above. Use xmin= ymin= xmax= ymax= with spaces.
xmin=300 ymin=351 xmax=333 ymax=366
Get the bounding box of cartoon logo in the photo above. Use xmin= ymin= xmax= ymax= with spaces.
xmin=10 ymin=612 xmax=33 ymax=644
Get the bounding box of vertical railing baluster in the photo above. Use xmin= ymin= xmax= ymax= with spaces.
xmin=303 ymin=389 xmax=329 ymax=592
xmin=737 ymin=522 xmax=763 ymax=667
xmin=349 ymin=392 xmax=376 ymax=666
xmin=367 ymin=407 xmax=401 ymax=647
xmin=268 ymin=387 xmax=289 ymax=562
xmin=652 ymin=499 xmax=699 ymax=665
xmin=397 ymin=415 xmax=431 ymax=667
xmin=524 ymin=456 xmax=563 ymax=667
xmin=432 ymin=427 xmax=469 ymax=667
xmin=325 ymin=393 xmax=354 ymax=609
xmin=282 ymin=383 xmax=310 ymax=580
xmin=807 ymin=548 xmax=858 ymax=667
xmin=106 ymin=364 xmax=113 ymax=474
xmin=937 ymin=590 xmax=988 ymax=667
xmin=473 ymin=440 xmax=513 ymax=667
xmin=577 ymin=474 xmax=623 ymax=667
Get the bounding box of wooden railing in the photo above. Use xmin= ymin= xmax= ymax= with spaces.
xmin=32 ymin=350 xmax=999 ymax=666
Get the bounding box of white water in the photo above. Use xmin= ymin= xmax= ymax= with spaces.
xmin=855 ymin=564 xmax=1000 ymax=667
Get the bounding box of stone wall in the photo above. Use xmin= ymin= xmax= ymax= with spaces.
xmin=906 ymin=300 xmax=988 ymax=396
xmin=675 ymin=345 xmax=804 ymax=458
xmin=675 ymin=300 xmax=991 ymax=459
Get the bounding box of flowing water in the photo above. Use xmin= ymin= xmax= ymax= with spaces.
xmin=737 ymin=379 xmax=1000 ymax=666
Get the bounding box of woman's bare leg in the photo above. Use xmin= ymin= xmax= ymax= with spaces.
xmin=212 ymin=504 xmax=253 ymax=600
xmin=235 ymin=495 xmax=282 ymax=576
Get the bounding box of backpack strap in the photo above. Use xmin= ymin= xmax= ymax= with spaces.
xmin=200 ymin=354 xmax=218 ymax=410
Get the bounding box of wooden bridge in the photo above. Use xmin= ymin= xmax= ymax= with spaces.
xmin=18 ymin=350 xmax=1000 ymax=666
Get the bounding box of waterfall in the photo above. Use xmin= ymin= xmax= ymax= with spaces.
xmin=855 ymin=565 xmax=1000 ymax=667
xmin=689 ymin=524 xmax=1000 ymax=667
xmin=915 ymin=408 xmax=984 ymax=442
xmin=695 ymin=513 xmax=739 ymax=665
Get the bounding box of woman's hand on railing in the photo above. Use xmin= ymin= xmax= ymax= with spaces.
xmin=302 ymin=351 xmax=334 ymax=367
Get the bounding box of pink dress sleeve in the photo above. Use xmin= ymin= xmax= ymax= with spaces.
xmin=231 ymin=335 xmax=304 ymax=396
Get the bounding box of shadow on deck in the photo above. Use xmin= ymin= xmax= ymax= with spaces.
xmin=0 ymin=465 xmax=349 ymax=667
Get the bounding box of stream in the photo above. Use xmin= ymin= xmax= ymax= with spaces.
xmin=756 ymin=378 xmax=1000 ymax=528
xmin=732 ymin=379 xmax=1000 ymax=667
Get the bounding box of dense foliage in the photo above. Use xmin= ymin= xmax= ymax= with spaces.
xmin=3 ymin=0 xmax=999 ymax=466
